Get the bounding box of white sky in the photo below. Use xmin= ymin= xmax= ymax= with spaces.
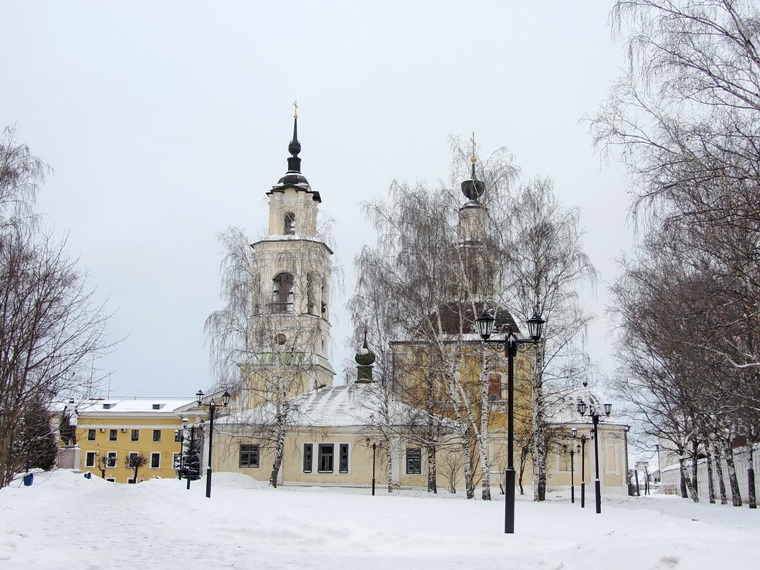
xmin=1 ymin=1 xmax=631 ymax=397
xmin=2 ymin=470 xmax=757 ymax=569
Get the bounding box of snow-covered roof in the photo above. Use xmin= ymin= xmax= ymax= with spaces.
xmin=221 ymin=383 xmax=426 ymax=428
xmin=547 ymin=389 xmax=620 ymax=426
xmin=57 ymin=398 xmax=196 ymax=416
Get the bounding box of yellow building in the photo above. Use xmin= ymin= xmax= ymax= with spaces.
xmin=63 ymin=398 xmax=199 ymax=483
xmin=214 ymin=382 xmax=462 ymax=490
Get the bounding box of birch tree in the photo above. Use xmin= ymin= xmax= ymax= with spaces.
xmin=206 ymin=225 xmax=335 ymax=488
xmin=495 ymin=178 xmax=597 ymax=502
xmin=0 ymin=127 xmax=112 ymax=488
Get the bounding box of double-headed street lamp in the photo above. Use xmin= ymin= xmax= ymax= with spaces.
xmin=196 ymin=389 xmax=231 ymax=499
xmin=568 ymin=427 xmax=578 ymax=504
xmin=477 ymin=310 xmax=545 ymax=534
xmin=577 ymin=397 xmax=611 ymax=514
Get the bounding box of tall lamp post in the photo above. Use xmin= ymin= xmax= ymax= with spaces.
xmin=477 ymin=310 xmax=545 ymax=534
xmin=196 ymin=389 xmax=231 ymax=499
xmin=579 ymin=434 xmax=587 ymax=508
xmin=577 ymin=398 xmax=611 ymax=514
xmin=655 ymin=443 xmax=661 ymax=484
xmin=569 ymin=427 xmax=578 ymax=503
xmin=366 ymin=438 xmax=383 ymax=496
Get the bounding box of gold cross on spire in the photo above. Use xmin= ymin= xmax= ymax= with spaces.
xmin=293 ymin=99 xmax=299 ymax=119
xmin=470 ymin=131 xmax=477 ymax=164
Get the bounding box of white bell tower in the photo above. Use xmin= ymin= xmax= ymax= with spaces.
xmin=247 ymin=105 xmax=335 ymax=399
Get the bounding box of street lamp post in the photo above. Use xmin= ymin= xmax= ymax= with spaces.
xmin=655 ymin=443 xmax=661 ymax=484
xmin=577 ymin=398 xmax=611 ymax=514
xmin=196 ymin=389 xmax=231 ymax=499
xmin=366 ymin=438 xmax=381 ymax=496
xmin=477 ymin=310 xmax=545 ymax=534
xmin=579 ymin=434 xmax=587 ymax=508
xmin=570 ymin=427 xmax=577 ymax=504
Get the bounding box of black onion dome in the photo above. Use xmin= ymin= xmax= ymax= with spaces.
xmin=354 ymin=331 xmax=376 ymax=366
xmin=461 ymin=156 xmax=485 ymax=201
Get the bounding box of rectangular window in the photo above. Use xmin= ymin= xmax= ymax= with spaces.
xmin=239 ymin=444 xmax=260 ymax=468
xmin=560 ymin=448 xmax=572 ymax=472
xmin=127 ymin=478 xmax=135 ymax=484
xmin=85 ymin=451 xmax=97 ymax=468
xmin=488 ymin=374 xmax=502 ymax=402
xmin=318 ymin=443 xmax=334 ymax=473
xmin=106 ymin=477 xmax=115 ymax=482
xmin=339 ymin=444 xmax=349 ymax=473
xmin=88 ymin=429 xmax=96 ymax=441
xmin=406 ymin=447 xmax=422 ymax=474
xmin=303 ymin=444 xmax=313 ymax=473
xmin=151 ymin=452 xmax=160 ymax=469
xmin=153 ymin=430 xmax=161 ymax=442
xmin=131 ymin=429 xmax=139 ymax=441
xmin=107 ymin=452 xmax=117 ymax=468
xmin=109 ymin=429 xmax=117 ymax=441
xmin=128 ymin=451 xmax=139 ymax=464
xmin=174 ymin=430 xmax=182 ymax=442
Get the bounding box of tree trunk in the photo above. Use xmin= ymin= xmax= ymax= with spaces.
xmin=386 ymin=435 xmax=397 ymax=493
xmin=269 ymin=407 xmax=286 ymax=488
xmin=531 ymin=348 xmax=546 ymax=502
xmin=678 ymin=453 xmax=688 ymax=498
xmin=426 ymin=443 xmax=437 ymax=494
xmin=461 ymin=434 xmax=475 ymax=500
xmin=747 ymin=443 xmax=756 ymax=509
xmin=679 ymin=456 xmax=699 ymax=502
xmin=705 ymin=445 xmax=715 ymax=504
xmin=478 ymin=369 xmax=491 ymax=501
xmin=690 ymin=440 xmax=699 ymax=497
xmin=724 ymin=447 xmax=742 ymax=507
xmin=716 ymin=448 xmax=728 ymax=505
xmin=518 ymin=445 xmax=530 ymax=496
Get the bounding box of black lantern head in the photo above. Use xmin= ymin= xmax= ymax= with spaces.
xmin=577 ymin=399 xmax=587 ymax=416
xmin=476 ymin=311 xmax=495 ymax=341
xmin=526 ymin=312 xmax=545 ymax=342
xmin=196 ymin=389 xmax=204 ymax=406
xmin=222 ymin=391 xmax=231 ymax=407
xmin=604 ymin=403 xmax=612 ymax=416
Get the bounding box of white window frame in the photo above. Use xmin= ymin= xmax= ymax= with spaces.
xmin=151 ymin=452 xmax=161 ymax=469
xmin=85 ymin=451 xmax=97 ymax=468
xmin=107 ymin=452 xmax=117 ymax=468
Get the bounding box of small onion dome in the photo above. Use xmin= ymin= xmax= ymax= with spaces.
xmin=461 ymin=155 xmax=485 ymax=201
xmin=354 ymin=331 xmax=376 ymax=366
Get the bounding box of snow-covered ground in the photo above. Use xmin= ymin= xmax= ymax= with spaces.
xmin=1 ymin=470 xmax=757 ymax=569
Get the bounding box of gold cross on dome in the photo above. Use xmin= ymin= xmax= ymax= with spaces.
xmin=293 ymin=99 xmax=299 ymax=119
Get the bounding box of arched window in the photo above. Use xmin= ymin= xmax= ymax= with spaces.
xmin=306 ymin=273 xmax=316 ymax=315
xmin=320 ymin=277 xmax=328 ymax=315
xmin=284 ymin=212 xmax=296 ymax=235
xmin=272 ymin=272 xmax=294 ymax=313
xmin=252 ymin=272 xmax=261 ymax=314
xmin=488 ymin=374 xmax=503 ymax=402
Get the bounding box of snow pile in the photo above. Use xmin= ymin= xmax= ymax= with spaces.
xmin=1 ymin=469 xmax=757 ymax=569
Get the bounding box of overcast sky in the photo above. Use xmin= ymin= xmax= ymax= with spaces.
xmin=1 ymin=1 xmax=632 ymax=398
